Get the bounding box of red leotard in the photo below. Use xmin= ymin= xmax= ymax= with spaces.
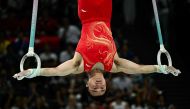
xmin=76 ymin=0 xmax=116 ymax=72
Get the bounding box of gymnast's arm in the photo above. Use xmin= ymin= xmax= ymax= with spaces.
xmin=111 ymin=53 xmax=181 ymax=76
xmin=112 ymin=58 xmax=157 ymax=74
xmin=13 ymin=52 xmax=84 ymax=80
xmin=40 ymin=59 xmax=82 ymax=76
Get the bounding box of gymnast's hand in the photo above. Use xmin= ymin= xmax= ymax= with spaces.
xmin=156 ymin=65 xmax=181 ymax=76
xmin=13 ymin=69 xmax=40 ymax=80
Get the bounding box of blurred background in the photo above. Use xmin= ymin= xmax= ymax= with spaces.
xmin=0 ymin=0 xmax=190 ymax=109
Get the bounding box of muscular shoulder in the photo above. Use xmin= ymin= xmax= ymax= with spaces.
xmin=110 ymin=52 xmax=120 ymax=73
xmin=73 ymin=52 xmax=83 ymax=63
xmin=72 ymin=52 xmax=84 ymax=74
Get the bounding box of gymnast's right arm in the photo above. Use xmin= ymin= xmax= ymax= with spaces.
xmin=13 ymin=52 xmax=83 ymax=80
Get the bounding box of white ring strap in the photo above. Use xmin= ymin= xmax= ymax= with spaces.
xmin=157 ymin=45 xmax=172 ymax=67
xmin=20 ymin=48 xmax=41 ymax=71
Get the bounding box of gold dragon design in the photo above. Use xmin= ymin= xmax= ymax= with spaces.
xmin=86 ymin=21 xmax=116 ymax=67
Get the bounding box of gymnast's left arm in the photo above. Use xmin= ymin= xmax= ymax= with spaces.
xmin=13 ymin=59 xmax=82 ymax=80
xmin=113 ymin=56 xmax=181 ymax=76
xmin=13 ymin=53 xmax=84 ymax=80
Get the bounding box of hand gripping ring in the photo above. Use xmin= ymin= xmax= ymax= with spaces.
xmin=20 ymin=52 xmax=41 ymax=72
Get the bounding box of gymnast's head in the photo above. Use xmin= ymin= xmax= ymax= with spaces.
xmin=86 ymin=69 xmax=107 ymax=96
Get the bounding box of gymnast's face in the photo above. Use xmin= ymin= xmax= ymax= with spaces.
xmin=87 ymin=70 xmax=106 ymax=96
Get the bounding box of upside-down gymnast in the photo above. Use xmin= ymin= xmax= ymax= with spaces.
xmin=13 ymin=0 xmax=181 ymax=96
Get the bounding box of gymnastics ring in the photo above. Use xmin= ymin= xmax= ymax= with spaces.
xmin=20 ymin=0 xmax=41 ymax=72
xmin=20 ymin=48 xmax=41 ymax=72
xmin=157 ymin=45 xmax=172 ymax=73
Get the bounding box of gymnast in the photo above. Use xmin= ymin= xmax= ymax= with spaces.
xmin=13 ymin=0 xmax=181 ymax=96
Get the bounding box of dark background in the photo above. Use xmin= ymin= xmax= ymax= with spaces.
xmin=134 ymin=0 xmax=190 ymax=108
xmin=137 ymin=0 xmax=190 ymax=108
xmin=0 ymin=0 xmax=190 ymax=109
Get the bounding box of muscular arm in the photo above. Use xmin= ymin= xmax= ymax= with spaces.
xmin=40 ymin=59 xmax=82 ymax=76
xmin=41 ymin=52 xmax=83 ymax=76
xmin=13 ymin=52 xmax=84 ymax=80
xmin=114 ymin=58 xmax=157 ymax=74
xmin=112 ymin=53 xmax=180 ymax=76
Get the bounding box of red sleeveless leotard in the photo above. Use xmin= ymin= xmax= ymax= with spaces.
xmin=76 ymin=0 xmax=116 ymax=72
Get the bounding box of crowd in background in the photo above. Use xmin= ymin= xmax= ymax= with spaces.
xmin=1 ymin=0 xmax=189 ymax=109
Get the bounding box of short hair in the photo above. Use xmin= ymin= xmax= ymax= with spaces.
xmin=86 ymin=72 xmax=112 ymax=102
